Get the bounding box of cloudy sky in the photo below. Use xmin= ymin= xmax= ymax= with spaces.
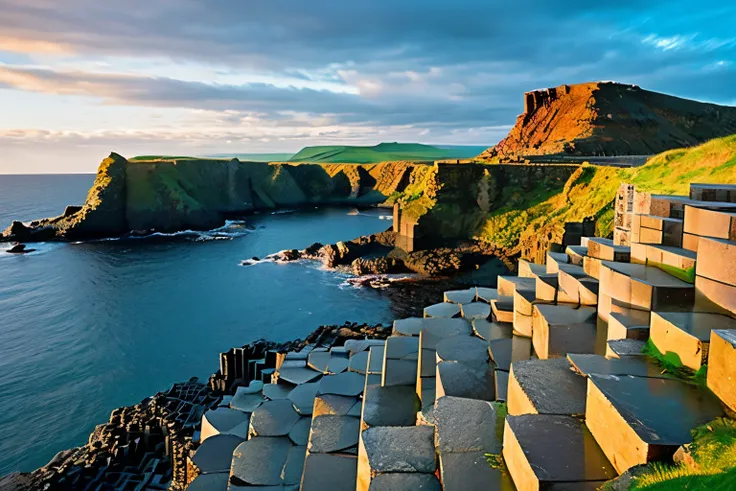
xmin=0 ymin=1 xmax=734 ymax=173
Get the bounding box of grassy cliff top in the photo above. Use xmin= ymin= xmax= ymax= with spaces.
xmin=478 ymin=134 xmax=736 ymax=255
xmin=288 ymin=143 xmax=486 ymax=163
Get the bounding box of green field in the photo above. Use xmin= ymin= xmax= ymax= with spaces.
xmin=288 ymin=142 xmax=487 ymax=163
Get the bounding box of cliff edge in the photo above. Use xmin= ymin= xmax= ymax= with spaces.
xmin=479 ymin=82 xmax=736 ymax=160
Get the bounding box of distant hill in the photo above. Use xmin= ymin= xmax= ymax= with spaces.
xmin=479 ymin=81 xmax=736 ymax=161
xmin=289 ymin=142 xmax=486 ymax=163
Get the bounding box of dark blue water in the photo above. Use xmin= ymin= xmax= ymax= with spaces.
xmin=0 ymin=175 xmax=396 ymax=474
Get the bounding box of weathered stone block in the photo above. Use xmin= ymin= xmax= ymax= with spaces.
xmin=696 ymin=237 xmax=736 ymax=287
xmin=491 ymin=297 xmax=514 ymax=324
xmin=302 ymin=453 xmax=357 ymax=491
xmin=507 ymin=358 xmax=586 ymax=416
xmin=706 ymin=329 xmax=736 ymax=413
xmin=586 ymin=374 xmax=724 ymax=474
xmin=434 ymin=396 xmax=501 ymax=454
xmin=423 ymin=302 xmax=461 ymax=319
xmin=588 ymin=238 xmax=631 ymax=261
xmin=443 ymin=288 xmax=477 ymax=304
xmin=519 ymin=258 xmax=546 ymax=278
xmin=607 ymin=310 xmax=650 ymax=342
xmin=436 ymin=361 xmax=496 ymax=402
xmin=695 ymin=275 xmax=736 ymax=316
xmin=546 ymin=251 xmax=570 ymax=274
xmin=498 ymin=276 xmax=536 ymax=297
xmin=683 ymin=205 xmax=736 ymax=241
xmin=532 ymin=304 xmax=597 ymax=360
xmin=689 ymin=183 xmax=736 ymax=203
xmin=583 ymin=255 xmax=602 ymax=280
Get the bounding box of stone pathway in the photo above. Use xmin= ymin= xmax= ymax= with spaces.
xmin=184 ymin=181 xmax=736 ymax=491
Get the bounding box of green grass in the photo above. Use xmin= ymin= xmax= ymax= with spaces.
xmin=288 ymin=142 xmax=484 ymax=164
xmin=628 ymin=418 xmax=736 ymax=490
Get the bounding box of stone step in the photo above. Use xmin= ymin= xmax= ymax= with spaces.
xmin=471 ymin=319 xmax=513 ymax=341
xmin=535 ymin=273 xmax=569 ymax=303
xmin=696 ymin=236 xmax=736 ymax=287
xmin=436 ymin=361 xmax=496 ymax=402
xmin=512 ymin=289 xmax=542 ymax=338
xmin=443 ymin=288 xmax=477 ymax=305
xmin=307 ymin=348 xmax=350 ymax=375
xmin=490 ymin=296 xmax=514 ymax=324
xmin=487 ymin=337 xmax=532 ymax=372
xmin=424 ymin=302 xmax=461 ymax=319
xmin=497 ymin=276 xmax=536 ymax=297
xmin=587 ymin=237 xmax=631 ymax=262
xmin=460 ymin=301 xmax=491 ymax=321
xmin=649 ymin=311 xmax=736 ymax=370
xmin=597 ymin=262 xmax=695 ymax=322
xmin=546 ymin=251 xmax=570 ymax=274
xmin=382 ymin=336 xmax=418 ymax=387
xmin=558 ymin=269 xmax=599 ymax=307
xmin=683 ymin=204 xmax=736 ymax=245
xmin=231 ymin=436 xmax=306 ymax=487
xmin=201 ymin=407 xmax=251 ymax=442
xmin=582 ymin=255 xmax=603 ymax=280
xmin=507 ymin=358 xmax=586 ymax=416
xmin=690 ymin=183 xmax=736 ymax=202
xmin=248 ymin=399 xmax=304 ymax=439
xmin=518 ymin=258 xmax=546 ymax=278
xmin=307 ymin=413 xmax=360 ymax=455
xmin=361 ymin=384 xmax=418 ymax=430
xmin=694 ymin=274 xmax=736 ymax=316
xmin=475 ymin=287 xmax=500 ymax=304
xmin=190 ymin=433 xmax=244 ymax=477
xmin=503 ymin=414 xmax=616 ymax=490
xmin=357 ymin=426 xmax=436 ymax=491
xmin=706 ymin=329 xmax=736 ymax=414
xmin=566 ymin=353 xmax=670 ymax=379
xmin=585 ymin=374 xmax=724 ymax=474
xmin=392 ymin=317 xmax=470 ymax=337
xmin=632 ymin=214 xmax=683 ymax=247
xmin=301 ymin=453 xmax=357 ymax=491
xmin=531 ymin=304 xmax=597 ymax=360
xmin=434 ymin=396 xmax=510 ymax=490
xmin=631 ymin=243 xmax=697 ymax=283
xmin=607 ymin=309 xmax=651 ymax=342
xmin=606 ymin=339 xmax=647 ymax=359
xmin=565 ymin=245 xmax=587 ymax=266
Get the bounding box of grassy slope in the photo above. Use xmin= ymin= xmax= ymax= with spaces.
xmin=477 ymin=135 xmax=736 ymax=256
xmin=289 ymin=142 xmax=480 ymax=163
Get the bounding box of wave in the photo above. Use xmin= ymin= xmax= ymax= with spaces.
xmin=340 ymin=272 xmax=421 ymax=289
xmin=89 ymin=220 xmax=254 ymax=243
xmin=270 ymin=209 xmax=296 ymax=215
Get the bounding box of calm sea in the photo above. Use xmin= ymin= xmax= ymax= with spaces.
xmin=0 ymin=174 xmax=396 ymax=474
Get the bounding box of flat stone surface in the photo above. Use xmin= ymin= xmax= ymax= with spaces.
xmin=250 ymin=400 xmax=301 ymax=437
xmin=419 ymin=320 xmax=474 ymax=351
xmin=424 ymin=302 xmax=461 ymax=318
xmin=362 ymin=426 xmax=436 ymax=473
xmin=383 ymin=359 xmax=417 ymax=386
xmin=384 ymin=336 xmax=419 ymax=359
xmin=603 ymin=261 xmax=693 ymax=287
xmin=231 ymin=436 xmax=292 ymax=485
xmin=192 ymin=434 xmax=244 ymax=473
xmin=287 ymin=382 xmax=320 ymax=416
xmin=344 ymin=339 xmax=385 ymax=354
xmin=230 ymin=389 xmax=266 ymax=413
xmin=436 ymin=335 xmax=488 ymax=366
xmin=263 ymin=383 xmax=293 ymax=401
xmin=313 ymin=394 xmax=359 ymax=417
xmin=461 ymin=302 xmax=491 ymax=320
xmin=328 ymin=356 xmax=350 ymax=374
xmin=437 ymin=361 xmax=496 ymax=401
xmin=368 ymin=346 xmax=385 ymax=374
xmin=476 ymin=287 xmax=499 ymax=303
xmin=187 ymin=473 xmax=229 ymax=491
xmin=202 ymin=407 xmax=250 ymax=435
xmin=511 ymin=358 xmax=586 ymax=415
xmin=505 ymin=414 xmax=616 ymax=483
xmin=435 ymin=396 xmax=500 ymax=454
xmin=362 ymin=385 xmax=418 ymax=427
xmin=588 ymin=374 xmax=724 ymax=444
xmin=369 ymin=473 xmax=442 ymax=491
xmin=607 ymin=339 xmax=647 ymax=357
xmin=495 ymin=369 xmax=509 ymax=402
xmin=309 ymin=415 xmax=360 ymax=453
xmin=348 ymin=350 xmax=370 ymax=374
xmin=653 ymin=311 xmax=736 ymax=341
xmin=472 ymin=319 xmax=513 ymax=341
xmin=444 ymin=288 xmax=477 ymax=304
xmin=288 ymin=416 xmax=311 ymax=446
xmin=440 ymin=451 xmax=512 ymax=491
xmin=283 ymin=445 xmax=307 ymax=485
xmin=301 ymin=453 xmax=357 ymax=491
xmin=567 ymin=354 xmax=670 ymax=379
xmin=319 ymin=371 xmax=365 ymax=397
xmin=534 ymin=304 xmax=597 ymax=325
xmin=308 ymin=349 xmax=331 ymax=373
xmin=278 ymin=366 xmax=322 ymax=385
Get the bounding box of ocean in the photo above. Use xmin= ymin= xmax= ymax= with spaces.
xmin=0 ymin=174 xmax=397 ymax=474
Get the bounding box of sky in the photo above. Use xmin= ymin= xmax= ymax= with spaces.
xmin=0 ymin=1 xmax=734 ymax=173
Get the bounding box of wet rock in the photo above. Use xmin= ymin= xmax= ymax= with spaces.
xmin=6 ymin=244 xmax=36 ymax=254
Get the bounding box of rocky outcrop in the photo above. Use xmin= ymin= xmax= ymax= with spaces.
xmin=1 ymin=156 xmax=426 ymax=242
xmin=479 ymin=81 xmax=736 ymax=160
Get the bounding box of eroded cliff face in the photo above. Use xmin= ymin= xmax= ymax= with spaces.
xmin=1 ymin=156 xmax=429 ymax=241
xmin=480 ymin=82 xmax=736 ymax=160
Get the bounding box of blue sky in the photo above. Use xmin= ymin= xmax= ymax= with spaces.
xmin=0 ymin=0 xmax=734 ymax=173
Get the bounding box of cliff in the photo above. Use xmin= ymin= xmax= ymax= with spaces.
xmin=479 ymin=82 xmax=736 ymax=160
xmin=1 ymin=156 xmax=429 ymax=242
